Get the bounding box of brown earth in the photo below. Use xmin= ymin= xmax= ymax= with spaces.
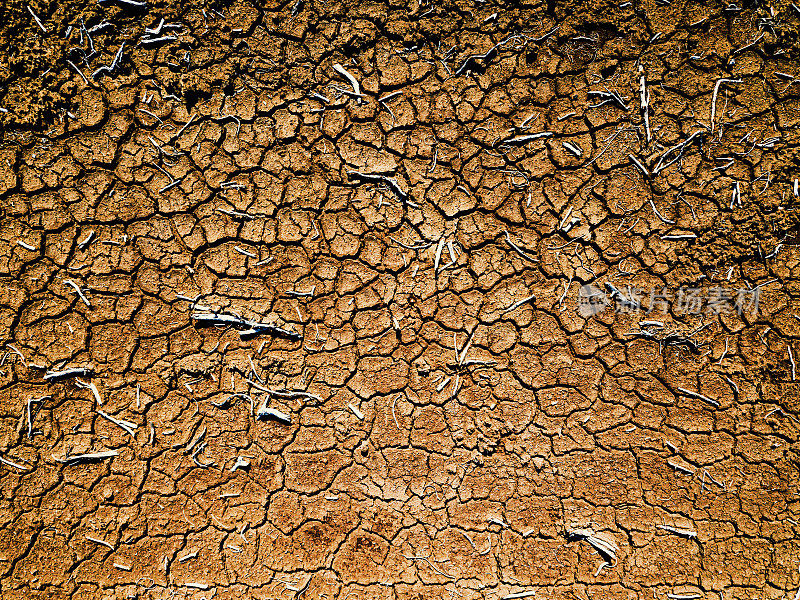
xmin=2 ymin=0 xmax=800 ymax=598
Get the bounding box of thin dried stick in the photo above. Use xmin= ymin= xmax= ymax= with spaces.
xmin=677 ymin=387 xmax=720 ymax=408
xmin=504 ymin=231 xmax=539 ymax=263
xmin=97 ymin=410 xmax=137 ymax=436
xmin=710 ymin=78 xmax=742 ymax=134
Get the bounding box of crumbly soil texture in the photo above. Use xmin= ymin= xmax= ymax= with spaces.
xmin=2 ymin=0 xmax=800 ymax=598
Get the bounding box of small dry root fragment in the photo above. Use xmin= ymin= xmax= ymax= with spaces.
xmin=710 ymin=78 xmax=742 ymax=134
xmin=26 ymin=395 xmax=50 ymax=437
xmin=604 ymin=282 xmax=638 ymax=310
xmin=504 ymin=231 xmax=539 ymax=263
xmin=256 ymin=403 xmax=291 ymax=424
xmin=503 ymin=592 xmax=536 ymax=600
xmin=661 ymin=232 xmax=697 ymax=241
xmin=75 ymin=379 xmax=103 ymax=406
xmin=191 ymin=310 xmax=301 ymax=340
xmin=667 ymin=458 xmax=696 ymax=475
xmin=178 ymin=550 xmax=198 ymax=562
xmin=0 ymin=455 xmax=28 ymax=471
xmin=677 ymin=387 xmax=720 ymax=408
xmin=658 ymin=525 xmax=697 ymax=539
xmin=185 ymin=583 xmax=209 ymax=590
xmin=247 ymin=383 xmax=321 ymax=404
xmin=64 ymin=280 xmax=92 ymax=307
xmin=348 ymin=403 xmax=364 ymax=420
xmin=346 ymin=170 xmax=415 ymax=207
xmin=333 ymin=63 xmax=363 ymax=101
xmin=44 ymin=367 xmax=93 ymax=382
xmin=85 ymin=535 xmax=114 ymax=550
xmin=97 ymin=409 xmax=137 ymax=436
xmin=230 ymin=456 xmax=250 ymax=472
xmin=501 ymin=132 xmax=553 ymax=145
xmin=55 ymin=450 xmax=118 ymax=465
xmin=566 ymin=528 xmax=618 ymax=566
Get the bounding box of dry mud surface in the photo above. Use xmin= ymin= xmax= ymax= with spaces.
xmin=1 ymin=0 xmax=800 ymax=598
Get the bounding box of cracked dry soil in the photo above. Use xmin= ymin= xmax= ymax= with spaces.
xmin=2 ymin=0 xmax=800 ymax=598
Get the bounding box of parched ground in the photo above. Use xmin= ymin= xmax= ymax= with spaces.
xmin=1 ymin=0 xmax=800 ymax=598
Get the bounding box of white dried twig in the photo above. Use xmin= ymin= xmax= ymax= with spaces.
xmin=434 ymin=238 xmax=445 ymax=272
xmin=346 ymin=170 xmax=415 ymax=207
xmin=230 ymin=456 xmax=250 ymax=472
xmin=6 ymin=344 xmax=27 ymax=367
xmin=75 ymin=379 xmax=103 ymax=406
xmin=567 ymin=528 xmax=618 ymax=565
xmin=503 ymin=592 xmax=537 ymax=600
xmin=563 ymin=140 xmax=582 ymax=157
xmin=97 ymin=410 xmax=137 ymax=436
xmin=502 ymin=294 xmax=536 ymax=314
xmin=0 ymin=454 xmax=27 ymax=471
xmin=730 ymin=181 xmax=741 ymax=209
xmin=247 ymin=382 xmax=321 ymax=403
xmin=28 ymin=5 xmax=48 ymax=32
xmin=44 ymin=367 xmax=92 ymax=381
xmin=653 ymin=130 xmax=704 ymax=174
xmin=677 ymin=387 xmax=720 ymax=408
xmin=639 ymin=65 xmax=651 ymax=143
xmin=178 ymin=550 xmax=198 ymax=562
xmin=55 ymin=450 xmax=118 ymax=464
xmin=587 ymin=89 xmax=629 ymax=110
xmin=333 ymin=63 xmax=362 ymax=102
xmin=256 ymin=404 xmax=291 ymax=424
xmin=500 ymin=132 xmax=552 ymax=145
xmin=64 ymin=279 xmax=91 ymax=307
xmin=648 ymin=197 xmax=675 ymax=224
xmin=605 ymin=282 xmax=638 ymax=310
xmin=661 ymin=233 xmax=697 ymax=241
xmin=159 ymin=178 xmax=183 ymax=193
xmin=191 ymin=310 xmax=301 ymax=340
xmin=403 ymin=555 xmax=455 ymax=579
xmin=67 ymin=59 xmax=89 ymax=85
xmin=667 ymin=458 xmax=695 ymax=475
xmin=86 ymin=535 xmax=114 ymax=549
xmin=504 ymin=231 xmax=539 ymax=263
xmin=27 ymin=395 xmax=50 ymax=437
xmin=184 ymin=427 xmax=206 ymax=455
xmin=177 ymin=113 xmax=196 ymax=136
xmin=629 ymin=153 xmax=650 ymax=178
xmin=657 ymin=524 xmax=697 ymax=539
xmin=710 ymin=78 xmax=742 ymax=134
